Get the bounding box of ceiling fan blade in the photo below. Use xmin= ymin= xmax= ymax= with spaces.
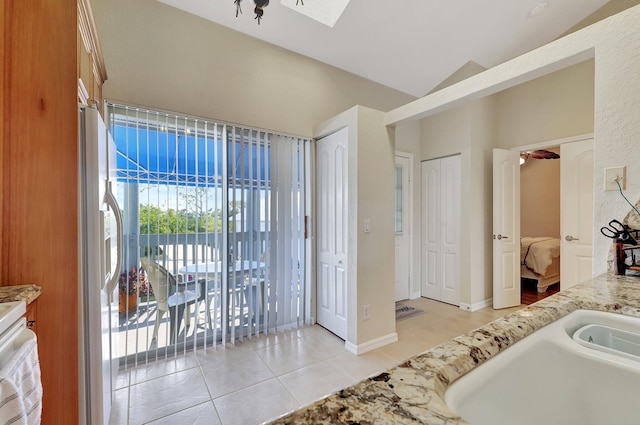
xmin=528 ymin=149 xmax=560 ymax=159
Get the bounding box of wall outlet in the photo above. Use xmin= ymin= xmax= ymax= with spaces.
xmin=362 ymin=304 xmax=370 ymax=320
xmin=604 ymin=166 xmax=626 ymax=191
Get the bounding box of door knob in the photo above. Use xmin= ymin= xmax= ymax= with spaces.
xmin=497 ymin=234 xmax=509 ymax=240
xmin=565 ymin=235 xmax=579 ymax=242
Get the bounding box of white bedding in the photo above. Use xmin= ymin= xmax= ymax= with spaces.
xmin=521 ymin=237 xmax=560 ymax=275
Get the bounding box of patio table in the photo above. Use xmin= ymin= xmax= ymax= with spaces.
xmin=178 ymin=260 xmax=264 ymax=279
xmin=178 ymin=260 xmax=266 ymax=327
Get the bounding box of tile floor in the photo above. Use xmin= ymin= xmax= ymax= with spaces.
xmin=110 ymin=298 xmax=523 ymax=425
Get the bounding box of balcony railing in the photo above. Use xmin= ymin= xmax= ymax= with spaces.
xmin=133 ymin=230 xmax=268 ymax=276
xmin=116 ymin=230 xmax=271 ymax=363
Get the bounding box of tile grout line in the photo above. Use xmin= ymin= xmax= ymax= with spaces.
xmin=195 ymin=365 xmax=224 ymax=425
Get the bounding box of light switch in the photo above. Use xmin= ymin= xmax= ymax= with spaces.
xmin=604 ymin=166 xmax=625 ymax=191
xmin=363 ymin=219 xmax=371 ymax=233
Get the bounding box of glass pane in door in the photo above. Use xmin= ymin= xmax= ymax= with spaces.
xmin=395 ymin=165 xmax=403 ymax=233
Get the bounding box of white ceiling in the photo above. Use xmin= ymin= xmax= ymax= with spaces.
xmin=156 ymin=0 xmax=609 ymax=97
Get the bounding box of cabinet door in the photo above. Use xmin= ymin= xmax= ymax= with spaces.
xmin=78 ymin=0 xmax=107 ymax=110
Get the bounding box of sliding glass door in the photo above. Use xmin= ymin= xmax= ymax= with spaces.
xmin=106 ymin=103 xmax=309 ymax=365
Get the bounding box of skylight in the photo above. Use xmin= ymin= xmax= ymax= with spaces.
xmin=280 ymin=0 xmax=351 ymax=27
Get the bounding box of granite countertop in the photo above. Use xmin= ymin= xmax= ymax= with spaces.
xmin=270 ymin=273 xmax=640 ymax=424
xmin=0 ymin=284 xmax=42 ymax=305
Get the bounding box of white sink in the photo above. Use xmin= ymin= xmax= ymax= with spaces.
xmin=445 ymin=310 xmax=640 ymax=425
xmin=0 ymin=301 xmax=26 ymax=336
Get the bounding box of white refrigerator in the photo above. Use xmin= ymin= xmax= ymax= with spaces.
xmin=78 ymin=105 xmax=123 ymax=425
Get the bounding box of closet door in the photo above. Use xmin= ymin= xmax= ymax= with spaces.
xmin=316 ymin=128 xmax=348 ymax=340
xmin=421 ymin=156 xmax=461 ymax=305
xmin=422 ymin=159 xmax=442 ymax=300
xmin=440 ymin=155 xmax=461 ymax=305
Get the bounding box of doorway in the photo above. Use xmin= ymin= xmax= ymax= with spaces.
xmin=493 ymin=135 xmax=594 ymax=308
xmin=106 ymin=103 xmax=310 ymax=364
xmin=395 ymin=152 xmax=413 ymax=301
xmin=519 ymin=145 xmax=561 ymax=304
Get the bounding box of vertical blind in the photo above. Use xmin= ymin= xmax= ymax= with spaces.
xmin=106 ymin=103 xmax=309 ymax=364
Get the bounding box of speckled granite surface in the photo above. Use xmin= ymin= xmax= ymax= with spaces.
xmin=0 ymin=284 xmax=42 ymax=305
xmin=269 ymin=273 xmax=640 ymax=424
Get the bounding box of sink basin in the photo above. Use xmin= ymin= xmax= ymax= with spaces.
xmin=445 ymin=310 xmax=640 ymax=425
xmin=0 ymin=301 xmax=26 ymax=336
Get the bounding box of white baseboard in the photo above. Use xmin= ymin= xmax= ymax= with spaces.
xmin=410 ymin=291 xmax=421 ymax=299
xmin=344 ymin=332 xmax=398 ymax=355
xmin=459 ymin=298 xmax=492 ymax=312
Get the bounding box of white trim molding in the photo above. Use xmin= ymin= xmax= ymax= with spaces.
xmin=513 ymin=133 xmax=594 ymax=152
xmin=459 ymin=298 xmax=492 ymax=312
xmin=345 ymin=332 xmax=398 ymax=355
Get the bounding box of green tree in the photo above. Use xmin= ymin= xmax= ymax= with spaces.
xmin=138 ymin=203 xmax=239 ymax=235
xmin=137 ymin=184 xmax=247 ymax=235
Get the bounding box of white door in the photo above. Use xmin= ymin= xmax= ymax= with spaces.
xmin=421 ymin=155 xmax=461 ymax=305
xmin=316 ymin=128 xmax=348 ymax=340
xmin=561 ymin=139 xmax=594 ymax=289
xmin=493 ymin=149 xmax=521 ymax=309
xmin=422 ymin=159 xmax=442 ymax=300
xmin=395 ymin=154 xmax=411 ymax=301
xmin=440 ymin=155 xmax=461 ymax=305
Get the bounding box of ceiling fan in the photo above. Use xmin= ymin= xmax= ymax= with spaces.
xmin=234 ymin=0 xmax=304 ymax=24
xmin=520 ymin=149 xmax=559 ymax=165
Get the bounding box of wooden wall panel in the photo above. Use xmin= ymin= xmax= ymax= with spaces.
xmin=2 ymin=1 xmax=79 ymax=423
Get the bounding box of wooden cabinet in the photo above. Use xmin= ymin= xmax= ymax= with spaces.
xmin=78 ymin=0 xmax=108 ymax=112
xmin=2 ymin=0 xmax=106 ymax=423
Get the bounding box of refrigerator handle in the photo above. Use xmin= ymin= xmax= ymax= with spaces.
xmin=104 ymin=180 xmax=123 ymax=303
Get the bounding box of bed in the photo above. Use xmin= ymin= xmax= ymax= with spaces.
xmin=520 ymin=237 xmax=560 ymax=293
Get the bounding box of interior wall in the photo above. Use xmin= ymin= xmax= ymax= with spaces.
xmin=356 ymin=107 xmax=396 ymax=345
xmin=91 ymin=0 xmax=415 ymax=138
xmin=559 ymin=0 xmax=640 ymax=37
xmin=419 ymin=96 xmax=497 ymax=308
xmin=520 ymin=148 xmax=561 ymax=238
xmin=418 ymin=57 xmax=594 ymax=308
xmin=393 ymin=5 xmax=640 ymax=292
xmin=592 ymin=10 xmax=640 ymax=273
xmin=469 ymin=96 xmax=499 ymax=305
xmin=496 ymin=61 xmax=594 ymax=148
xmin=313 ymin=106 xmax=397 ymax=351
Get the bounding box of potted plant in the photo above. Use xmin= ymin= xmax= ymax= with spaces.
xmin=119 ymin=266 xmax=144 ymax=314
